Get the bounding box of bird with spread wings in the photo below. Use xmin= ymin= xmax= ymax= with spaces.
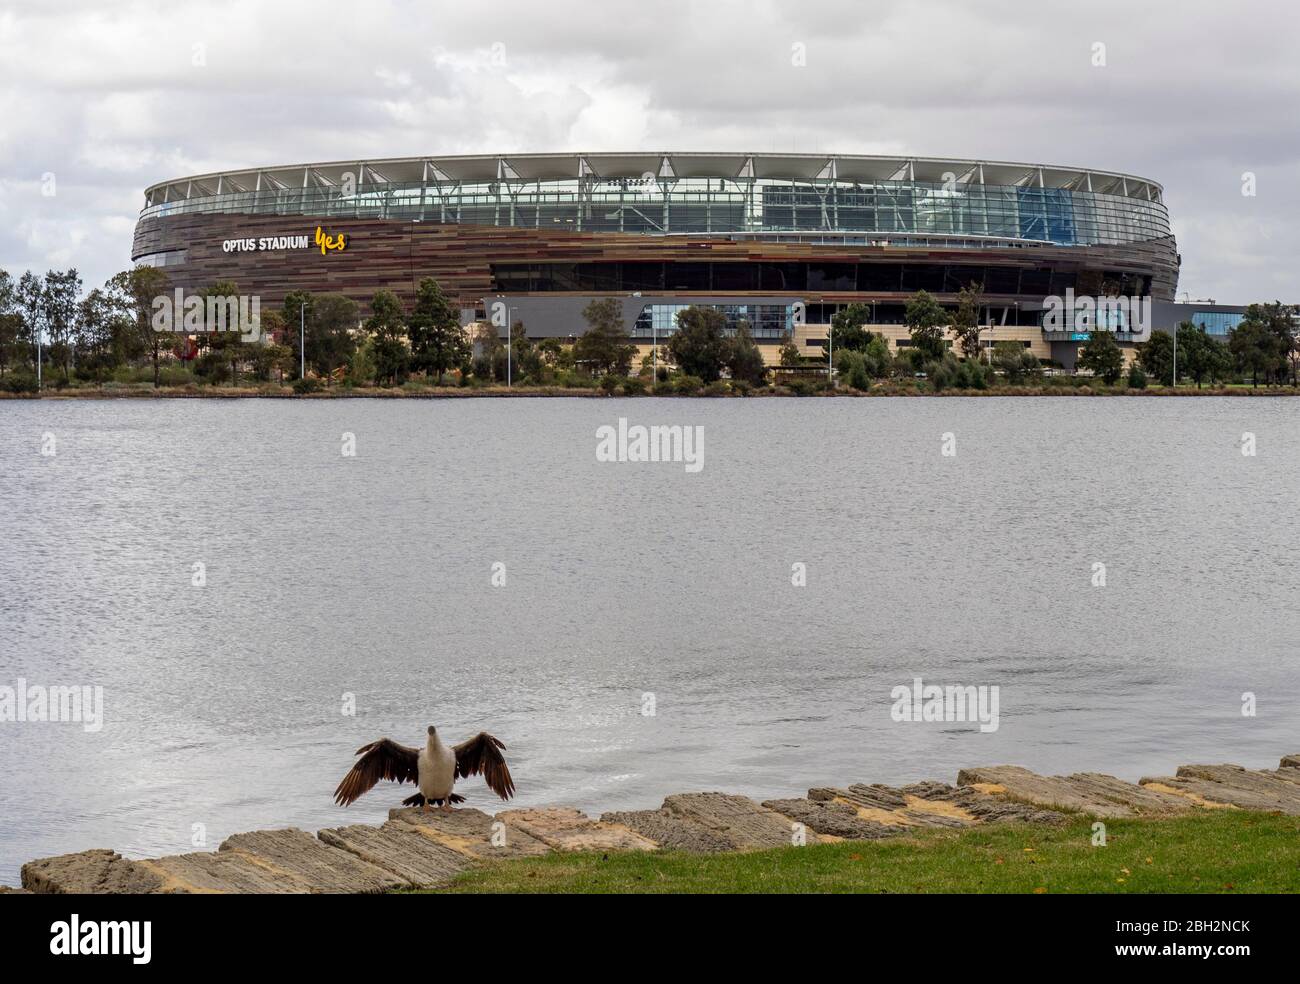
xmin=333 ymin=727 xmax=515 ymax=812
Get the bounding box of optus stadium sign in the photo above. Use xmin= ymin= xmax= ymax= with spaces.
xmin=221 ymin=226 xmax=347 ymax=255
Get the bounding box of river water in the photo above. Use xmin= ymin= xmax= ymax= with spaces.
xmin=1 ymin=396 xmax=1297 ymax=883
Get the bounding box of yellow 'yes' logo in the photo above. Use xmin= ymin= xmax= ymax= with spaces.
xmin=315 ymin=226 xmax=346 ymax=255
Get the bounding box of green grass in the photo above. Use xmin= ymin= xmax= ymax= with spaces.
xmin=434 ymin=811 xmax=1300 ymax=894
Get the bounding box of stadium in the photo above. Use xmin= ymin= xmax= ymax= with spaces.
xmin=132 ymin=152 xmax=1217 ymax=367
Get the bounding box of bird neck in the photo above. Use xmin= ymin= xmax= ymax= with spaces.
xmin=426 ymin=733 xmax=443 ymax=755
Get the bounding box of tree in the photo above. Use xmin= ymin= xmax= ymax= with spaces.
xmin=366 ymin=289 xmax=409 ymax=386
xmin=504 ymin=321 xmax=543 ymax=383
xmin=834 ymin=349 xmax=872 ymax=390
xmin=950 ymin=283 xmax=986 ymax=361
xmin=666 ymin=305 xmax=729 ymax=382
xmin=107 ymin=266 xmax=170 ymax=387
xmin=826 ymin=303 xmax=875 ymax=354
xmin=282 ymin=290 xmax=314 ymax=379
xmin=1174 ymin=322 xmax=1230 ymax=389
xmin=471 ymin=321 xmax=503 ymax=380
xmin=41 ymin=269 xmax=82 ymax=383
xmin=305 ymin=293 xmax=359 ymax=385
xmin=726 ymin=321 xmax=768 ymax=386
xmin=0 ymin=270 xmax=21 ymax=377
xmin=538 ymin=337 xmax=568 ymax=368
xmin=407 ymin=278 xmax=467 ymax=383
xmin=992 ymin=341 xmax=1038 ymax=383
xmin=74 ymin=288 xmax=120 ymax=382
xmin=904 ymin=290 xmax=948 ymax=361
xmin=1078 ymin=330 xmax=1124 ymax=384
xmin=574 ymin=298 xmax=637 ymax=377
xmin=1137 ymin=330 xmax=1175 ymax=386
xmin=199 ymin=280 xmax=252 ymax=385
xmin=778 ymin=330 xmax=801 ymax=367
xmin=1231 ymin=301 xmax=1297 ymax=386
xmin=17 ymin=271 xmax=43 ymax=362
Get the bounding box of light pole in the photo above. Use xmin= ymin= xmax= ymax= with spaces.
xmin=299 ymin=303 xmax=306 ymax=380
xmin=1172 ymin=321 xmax=1177 ymax=389
xmin=824 ymin=299 xmax=832 ymax=386
xmin=506 ymin=305 xmax=518 ymax=387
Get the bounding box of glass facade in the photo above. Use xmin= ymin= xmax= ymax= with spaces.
xmin=491 ymin=261 xmax=1150 ymax=298
xmin=1191 ymin=311 xmax=1244 ymax=335
xmin=141 ymin=172 xmax=1171 ymax=251
xmin=633 ymin=303 xmax=794 ymax=340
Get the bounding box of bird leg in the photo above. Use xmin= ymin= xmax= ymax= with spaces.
xmin=440 ymin=802 xmax=453 ymax=813
xmin=421 ymin=799 xmax=431 ymax=814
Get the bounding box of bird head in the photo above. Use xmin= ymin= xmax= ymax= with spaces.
xmin=426 ymin=725 xmax=437 ymax=737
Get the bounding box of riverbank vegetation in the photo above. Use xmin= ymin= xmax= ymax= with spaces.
xmin=1 ymin=267 xmax=1296 ymax=397
xmin=436 ymin=810 xmax=1300 ymax=894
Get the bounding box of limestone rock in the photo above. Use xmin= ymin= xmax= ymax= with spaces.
xmin=219 ymin=827 xmax=405 ymax=893
xmin=389 ymin=806 xmax=551 ymax=859
xmin=140 ymin=850 xmax=316 ymax=893
xmin=660 ymin=792 xmax=821 ymax=850
xmin=955 ymin=766 xmax=1187 ymax=817
xmin=494 ymin=806 xmax=657 ymax=852
xmin=317 ymin=823 xmax=472 ymax=887
xmin=1139 ymin=764 xmax=1300 ymax=814
xmin=22 ymin=849 xmax=164 ymax=895
xmin=761 ymin=798 xmax=899 ymax=839
xmin=599 ymin=809 xmax=737 ymax=853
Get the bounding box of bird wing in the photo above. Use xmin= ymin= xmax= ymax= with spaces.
xmin=453 ymin=732 xmax=516 ymax=800
xmin=333 ymin=737 xmax=420 ymax=806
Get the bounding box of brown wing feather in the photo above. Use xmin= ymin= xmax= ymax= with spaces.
xmin=453 ymin=732 xmax=515 ymax=800
xmin=333 ymin=737 xmax=420 ymax=806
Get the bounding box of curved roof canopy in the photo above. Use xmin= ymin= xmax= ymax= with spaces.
xmin=142 ymin=152 xmax=1165 ymax=208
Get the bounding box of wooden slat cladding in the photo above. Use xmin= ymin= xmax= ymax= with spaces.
xmin=132 ymin=212 xmax=1179 ymax=313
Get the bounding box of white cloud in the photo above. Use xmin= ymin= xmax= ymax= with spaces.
xmin=0 ymin=0 xmax=1296 ymax=300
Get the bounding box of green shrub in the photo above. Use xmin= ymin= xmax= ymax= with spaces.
xmin=730 ymin=379 xmax=751 ymax=397
xmin=1127 ymin=363 xmax=1148 ymax=389
xmin=0 ymin=372 xmax=39 ymax=394
xmin=703 ymin=380 xmax=731 ymax=397
xmin=621 ymin=377 xmax=646 ymax=396
xmin=599 ymin=374 xmax=622 ymax=394
xmin=292 ymin=376 xmax=322 ymax=395
xmin=672 ymin=374 xmax=704 ymax=395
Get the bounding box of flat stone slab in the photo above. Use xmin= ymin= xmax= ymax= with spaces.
xmin=139 ymin=850 xmax=317 ymax=894
xmin=902 ymin=781 xmax=1067 ymax=825
xmin=22 ymin=849 xmax=165 ymax=894
xmin=660 ymin=792 xmax=823 ymax=850
xmin=495 ymin=807 xmax=657 ymax=852
xmin=600 ymin=809 xmax=739 ymax=852
xmin=1140 ymin=764 xmax=1300 ymax=814
xmin=219 ymin=827 xmax=405 ymax=893
xmin=1280 ymin=754 xmax=1300 ymax=770
xmin=956 ymin=766 xmax=1188 ymax=817
xmin=317 ymin=823 xmax=472 ymax=887
xmin=389 ymin=807 xmax=551 ymax=859
xmin=810 ymin=784 xmax=973 ymax=828
xmin=762 ymin=798 xmax=900 ymax=840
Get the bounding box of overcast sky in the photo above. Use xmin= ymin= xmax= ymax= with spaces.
xmin=0 ymin=0 xmax=1296 ymax=301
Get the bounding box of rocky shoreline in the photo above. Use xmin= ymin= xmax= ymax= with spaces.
xmin=8 ymin=753 xmax=1300 ymax=894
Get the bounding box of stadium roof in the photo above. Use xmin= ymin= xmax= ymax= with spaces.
xmin=143 ymin=153 xmax=1165 ymax=208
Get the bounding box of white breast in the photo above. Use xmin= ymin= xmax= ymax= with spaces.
xmin=418 ymin=741 xmax=457 ymax=800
